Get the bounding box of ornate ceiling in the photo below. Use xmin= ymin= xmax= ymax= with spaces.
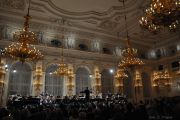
xmin=0 ymin=0 xmax=179 ymax=51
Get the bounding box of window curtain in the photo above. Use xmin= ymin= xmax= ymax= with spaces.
xmin=45 ymin=64 xmax=63 ymax=96
xmin=8 ymin=62 xmax=31 ymax=96
xmin=75 ymin=67 xmax=91 ymax=95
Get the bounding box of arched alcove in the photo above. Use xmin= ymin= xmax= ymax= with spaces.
xmin=142 ymin=72 xmax=152 ymax=98
xmin=75 ymin=67 xmax=91 ymax=95
xmin=8 ymin=62 xmax=32 ymax=96
xmin=45 ymin=64 xmax=63 ymax=96
xmin=123 ymin=71 xmax=133 ymax=98
xmin=101 ymin=69 xmax=114 ymax=97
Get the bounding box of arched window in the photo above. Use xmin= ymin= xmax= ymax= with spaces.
xmin=45 ymin=64 xmax=63 ymax=96
xmin=142 ymin=72 xmax=151 ymax=98
xmin=101 ymin=69 xmax=114 ymax=97
xmin=123 ymin=72 xmax=133 ymax=98
xmin=8 ymin=62 xmax=32 ymax=96
xmin=76 ymin=67 xmax=91 ymax=95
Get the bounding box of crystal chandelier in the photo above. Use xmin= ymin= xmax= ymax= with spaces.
xmin=139 ymin=0 xmax=180 ymax=33
xmin=152 ymin=69 xmax=172 ymax=87
xmin=5 ymin=42 xmax=43 ymax=63
xmin=115 ymin=64 xmax=128 ymax=80
xmin=4 ymin=0 xmax=43 ymax=63
xmin=13 ymin=10 xmax=36 ymax=44
xmin=53 ymin=62 xmax=68 ymax=76
xmin=120 ymin=0 xmax=144 ymax=68
xmin=53 ymin=42 xmax=68 ymax=76
xmin=121 ymin=39 xmax=145 ymax=68
xmin=152 ymin=71 xmax=162 ymax=87
xmin=161 ymin=69 xmax=172 ymax=86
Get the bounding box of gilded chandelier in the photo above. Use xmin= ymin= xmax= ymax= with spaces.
xmin=5 ymin=42 xmax=43 ymax=63
xmin=53 ymin=43 xmax=68 ymax=76
xmin=115 ymin=64 xmax=127 ymax=88
xmin=53 ymin=62 xmax=68 ymax=76
xmin=162 ymin=69 xmax=172 ymax=86
xmin=115 ymin=64 xmax=128 ymax=80
xmin=120 ymin=0 xmax=144 ymax=68
xmin=139 ymin=0 xmax=180 ymax=33
xmin=121 ymin=39 xmax=144 ymax=68
xmin=152 ymin=69 xmax=172 ymax=87
xmin=13 ymin=13 xmax=36 ymax=44
xmin=4 ymin=0 xmax=43 ymax=62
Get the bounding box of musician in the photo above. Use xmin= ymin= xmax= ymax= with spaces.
xmin=80 ymin=87 xmax=92 ymax=101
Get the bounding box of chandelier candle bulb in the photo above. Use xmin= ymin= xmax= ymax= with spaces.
xmin=139 ymin=0 xmax=180 ymax=33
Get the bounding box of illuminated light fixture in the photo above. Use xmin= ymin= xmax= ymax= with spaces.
xmin=121 ymin=39 xmax=145 ymax=68
xmin=5 ymin=43 xmax=43 ymax=63
xmin=94 ymin=70 xmax=101 ymax=93
xmin=49 ymin=72 xmax=52 ymax=75
xmin=53 ymin=62 xmax=68 ymax=76
xmin=162 ymin=69 xmax=172 ymax=86
xmin=35 ymin=66 xmax=43 ymax=77
xmin=13 ymin=68 xmax=17 ymax=73
xmin=66 ymin=68 xmax=74 ymax=96
xmin=34 ymin=66 xmax=43 ymax=91
xmin=152 ymin=71 xmax=162 ymax=87
xmin=5 ymin=65 xmax=8 ymax=68
xmin=53 ymin=38 xmax=68 ymax=76
xmin=95 ymin=70 xmax=101 ymax=81
xmin=139 ymin=0 xmax=180 ymax=33
xmin=109 ymin=69 xmax=114 ymax=74
xmin=67 ymin=69 xmax=74 ymax=80
xmin=0 ymin=58 xmax=5 ymax=86
xmin=114 ymin=63 xmax=128 ymax=93
xmin=120 ymin=0 xmax=144 ymax=68
xmin=115 ymin=64 xmax=128 ymax=80
xmin=134 ymin=70 xmax=143 ymax=87
xmin=4 ymin=0 xmax=43 ymax=63
xmin=152 ymin=69 xmax=172 ymax=87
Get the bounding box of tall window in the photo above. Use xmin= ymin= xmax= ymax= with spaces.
xmin=76 ymin=67 xmax=91 ymax=95
xmin=142 ymin=72 xmax=151 ymax=98
xmin=8 ymin=62 xmax=32 ymax=96
xmin=45 ymin=64 xmax=63 ymax=96
xmin=123 ymin=72 xmax=133 ymax=98
xmin=101 ymin=69 xmax=114 ymax=97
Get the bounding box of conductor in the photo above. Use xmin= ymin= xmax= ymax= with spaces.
xmin=80 ymin=87 xmax=91 ymax=101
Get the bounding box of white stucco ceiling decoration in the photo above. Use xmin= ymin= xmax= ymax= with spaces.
xmin=29 ymin=0 xmax=149 ymax=46
xmin=37 ymin=0 xmax=136 ymax=18
xmin=0 ymin=0 xmax=179 ymax=50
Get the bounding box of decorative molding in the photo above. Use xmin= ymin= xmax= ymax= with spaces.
xmin=0 ymin=0 xmax=25 ymax=10
xmin=98 ymin=20 xmax=118 ymax=30
xmin=0 ymin=40 xmax=119 ymax=63
xmin=39 ymin=0 xmax=137 ymax=17
xmin=32 ymin=0 xmax=142 ymax=21
xmin=84 ymin=20 xmax=98 ymax=25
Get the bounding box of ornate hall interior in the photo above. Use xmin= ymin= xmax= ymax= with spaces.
xmin=0 ymin=0 xmax=180 ymax=119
